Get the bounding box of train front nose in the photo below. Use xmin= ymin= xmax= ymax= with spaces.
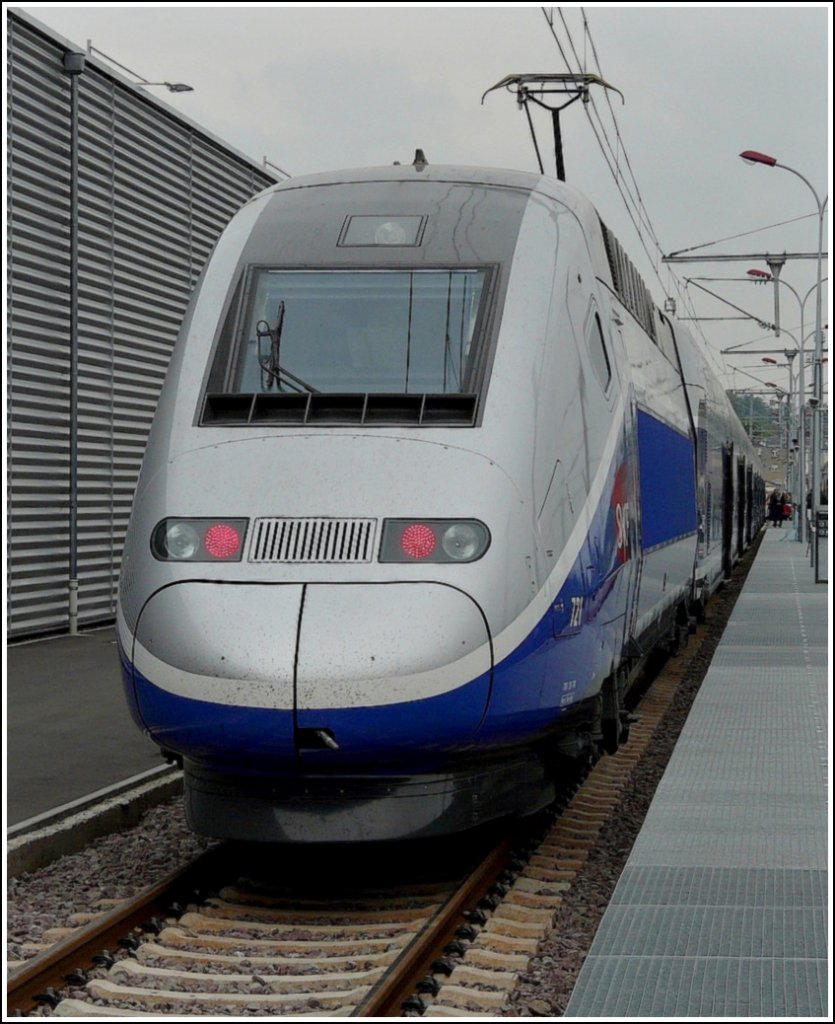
xmin=130 ymin=580 xmax=492 ymax=764
xmin=295 ymin=583 xmax=492 ymax=761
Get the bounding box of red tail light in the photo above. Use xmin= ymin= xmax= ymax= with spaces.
xmin=204 ymin=523 xmax=242 ymax=559
xmin=400 ymin=523 xmax=437 ymax=559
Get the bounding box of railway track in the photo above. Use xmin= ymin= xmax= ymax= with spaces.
xmin=8 ymin=615 xmax=709 ymax=1019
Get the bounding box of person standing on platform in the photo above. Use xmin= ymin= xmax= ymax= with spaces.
xmin=768 ymin=488 xmax=785 ymax=527
xmin=782 ymin=492 xmax=793 ymax=525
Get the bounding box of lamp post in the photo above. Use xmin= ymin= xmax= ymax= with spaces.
xmin=740 ymin=150 xmax=827 ymax=530
xmin=745 ymin=270 xmax=828 ymax=541
xmin=63 ymin=49 xmax=85 ymax=634
xmin=763 ymin=355 xmax=798 ymax=500
xmin=765 ymin=382 xmax=792 ymax=492
xmin=713 ymin=288 xmax=812 ymax=535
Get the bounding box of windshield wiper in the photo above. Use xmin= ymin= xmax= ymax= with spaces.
xmin=256 ymin=302 xmax=319 ymax=394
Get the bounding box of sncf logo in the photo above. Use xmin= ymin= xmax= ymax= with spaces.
xmin=612 ymin=463 xmax=631 ymax=563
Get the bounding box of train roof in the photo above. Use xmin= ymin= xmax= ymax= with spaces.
xmin=249 ymin=162 xmax=600 ymax=222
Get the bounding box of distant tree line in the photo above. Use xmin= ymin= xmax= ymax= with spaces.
xmin=726 ymin=391 xmax=784 ymax=447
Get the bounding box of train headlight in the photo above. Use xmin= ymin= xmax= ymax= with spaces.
xmin=163 ymin=522 xmax=201 ymax=560
xmin=441 ymin=522 xmax=484 ymax=561
xmin=379 ymin=519 xmax=490 ymax=563
xmin=151 ymin=519 xmax=248 ymax=561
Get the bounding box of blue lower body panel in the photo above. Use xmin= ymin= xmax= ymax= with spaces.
xmin=123 ymin=658 xmax=493 ymax=771
xmin=120 ymin=633 xmax=561 ymax=841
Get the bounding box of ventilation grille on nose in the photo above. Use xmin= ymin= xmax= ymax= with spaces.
xmin=249 ymin=518 xmax=377 ymax=563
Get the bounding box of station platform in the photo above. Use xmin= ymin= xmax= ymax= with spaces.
xmin=6 ymin=626 xmax=162 ymax=827
xmin=565 ymin=527 xmax=830 ymax=1018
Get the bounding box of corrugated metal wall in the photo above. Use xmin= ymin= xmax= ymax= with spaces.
xmin=7 ymin=12 xmax=277 ymax=637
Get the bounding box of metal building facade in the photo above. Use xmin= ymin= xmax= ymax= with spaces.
xmin=7 ymin=10 xmax=277 ymax=637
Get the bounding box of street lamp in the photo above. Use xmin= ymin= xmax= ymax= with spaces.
xmin=765 ymin=382 xmax=791 ymax=491
xmin=764 ymin=354 xmax=798 ymax=497
xmin=740 ymin=149 xmax=827 ymax=526
xmin=744 ymin=269 xmax=828 ymax=541
xmin=744 ymin=254 xmax=788 ymax=335
xmin=85 ymin=42 xmax=194 ymax=93
xmin=136 ymin=81 xmax=194 ymax=93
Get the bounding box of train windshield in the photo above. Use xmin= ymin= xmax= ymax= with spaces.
xmin=223 ymin=268 xmax=488 ymax=395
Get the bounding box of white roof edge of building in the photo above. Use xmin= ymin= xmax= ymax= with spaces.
xmin=8 ymin=6 xmax=281 ymax=183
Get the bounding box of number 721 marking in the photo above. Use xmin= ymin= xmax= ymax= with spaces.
xmin=570 ymin=596 xmax=584 ymax=628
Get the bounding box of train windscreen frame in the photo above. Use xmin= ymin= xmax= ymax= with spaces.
xmin=200 ymin=267 xmax=495 ymax=426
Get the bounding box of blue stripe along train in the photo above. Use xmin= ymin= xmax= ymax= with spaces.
xmin=117 ymin=161 xmax=764 ymax=842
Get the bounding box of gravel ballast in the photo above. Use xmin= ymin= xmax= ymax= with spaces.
xmin=7 ymin=800 xmax=214 ymax=967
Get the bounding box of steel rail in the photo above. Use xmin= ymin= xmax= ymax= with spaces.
xmin=7 ymin=831 xmax=520 ymax=1020
xmin=353 ymin=835 xmax=518 ymax=1017
xmin=6 ymin=846 xmax=225 ymax=1017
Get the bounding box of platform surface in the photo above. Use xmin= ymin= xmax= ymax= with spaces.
xmin=6 ymin=627 xmax=162 ymax=827
xmin=566 ymin=528 xmax=830 ymax=1018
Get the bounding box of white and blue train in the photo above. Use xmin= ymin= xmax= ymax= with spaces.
xmin=117 ymin=160 xmax=764 ymax=842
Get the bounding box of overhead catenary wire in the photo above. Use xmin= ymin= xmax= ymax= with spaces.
xmin=667 ymin=212 xmax=818 ymax=257
xmin=540 ymin=9 xmax=668 ymax=284
xmin=544 ymin=8 xmax=661 ymax=256
xmin=539 ymin=7 xmax=730 ymax=380
xmin=581 ymin=14 xmax=728 ymax=382
xmin=731 ymin=362 xmax=791 ymax=390
xmin=541 ymin=12 xmax=697 ymax=346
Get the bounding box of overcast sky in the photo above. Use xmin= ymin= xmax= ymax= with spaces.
xmin=16 ymin=3 xmax=831 ymax=395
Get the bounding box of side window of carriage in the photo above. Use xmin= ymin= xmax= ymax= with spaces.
xmin=586 ymin=309 xmax=612 ymax=393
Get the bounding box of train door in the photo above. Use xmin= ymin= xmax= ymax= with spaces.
xmin=736 ymin=457 xmax=746 ymax=557
xmin=621 ymin=391 xmax=642 ymax=654
xmin=696 ymin=399 xmax=710 ymax=558
xmin=603 ymin=312 xmax=641 ymax=661
xmin=722 ymin=443 xmax=734 ymax=577
xmin=746 ymin=465 xmax=754 ymax=546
